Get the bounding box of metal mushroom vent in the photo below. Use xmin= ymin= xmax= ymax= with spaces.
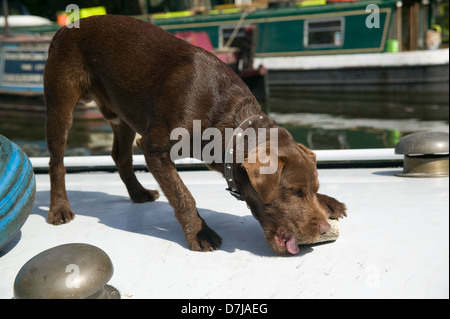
xmin=395 ymin=131 xmax=449 ymax=177
xmin=13 ymin=243 xmax=120 ymax=299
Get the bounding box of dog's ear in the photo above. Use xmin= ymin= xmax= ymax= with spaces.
xmin=297 ymin=143 xmax=316 ymax=165
xmin=241 ymin=145 xmax=286 ymax=203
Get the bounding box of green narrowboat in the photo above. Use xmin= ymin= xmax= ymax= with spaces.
xmin=151 ymin=0 xmax=448 ymax=94
xmin=1 ymin=0 xmax=448 ymax=96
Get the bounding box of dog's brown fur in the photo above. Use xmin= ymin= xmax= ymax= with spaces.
xmin=44 ymin=15 xmax=346 ymax=254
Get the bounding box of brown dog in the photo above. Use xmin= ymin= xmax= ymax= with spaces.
xmin=44 ymin=15 xmax=346 ymax=255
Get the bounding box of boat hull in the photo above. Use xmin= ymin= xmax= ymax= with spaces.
xmin=266 ymin=63 xmax=449 ymax=93
xmin=254 ymin=49 xmax=449 ymax=94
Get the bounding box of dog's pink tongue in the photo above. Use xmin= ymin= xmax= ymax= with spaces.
xmin=286 ymin=237 xmax=300 ymax=254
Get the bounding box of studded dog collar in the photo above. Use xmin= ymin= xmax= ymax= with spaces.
xmin=224 ymin=115 xmax=265 ymax=201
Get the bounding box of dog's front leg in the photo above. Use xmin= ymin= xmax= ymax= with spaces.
xmin=138 ymin=139 xmax=222 ymax=251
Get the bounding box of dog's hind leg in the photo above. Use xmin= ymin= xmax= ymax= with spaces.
xmin=44 ymin=79 xmax=78 ymax=225
xmin=110 ymin=121 xmax=159 ymax=202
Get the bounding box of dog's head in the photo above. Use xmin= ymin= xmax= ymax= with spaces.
xmin=239 ymin=128 xmax=344 ymax=255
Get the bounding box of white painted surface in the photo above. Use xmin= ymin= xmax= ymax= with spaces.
xmin=1 ymin=168 xmax=448 ymax=298
xmin=29 ymin=149 xmax=403 ymax=170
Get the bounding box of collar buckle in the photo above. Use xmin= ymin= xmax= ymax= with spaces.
xmin=226 ymin=188 xmax=245 ymax=201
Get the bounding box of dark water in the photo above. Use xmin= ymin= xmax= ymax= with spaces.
xmin=267 ymin=90 xmax=449 ymax=150
xmin=0 ymin=91 xmax=448 ymax=158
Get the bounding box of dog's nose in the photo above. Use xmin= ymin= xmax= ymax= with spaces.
xmin=319 ymin=221 xmax=331 ymax=235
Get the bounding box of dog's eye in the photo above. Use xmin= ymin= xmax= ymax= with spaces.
xmin=290 ymin=188 xmax=304 ymax=198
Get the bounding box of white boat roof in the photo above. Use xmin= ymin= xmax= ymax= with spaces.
xmin=1 ymin=150 xmax=448 ymax=299
xmin=254 ymin=48 xmax=450 ymax=70
xmin=0 ymin=15 xmax=53 ymax=28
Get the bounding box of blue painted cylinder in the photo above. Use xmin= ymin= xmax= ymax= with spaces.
xmin=0 ymin=134 xmax=36 ymax=249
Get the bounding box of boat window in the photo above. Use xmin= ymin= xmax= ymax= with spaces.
xmin=219 ymin=25 xmax=250 ymax=48
xmin=304 ymin=18 xmax=344 ymax=48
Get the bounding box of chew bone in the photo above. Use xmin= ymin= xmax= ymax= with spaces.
xmin=298 ymin=219 xmax=340 ymax=245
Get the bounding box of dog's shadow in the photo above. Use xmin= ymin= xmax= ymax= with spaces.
xmin=32 ymin=190 xmax=311 ymax=256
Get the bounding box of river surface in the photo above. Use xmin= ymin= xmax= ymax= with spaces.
xmin=0 ymin=91 xmax=448 ymax=158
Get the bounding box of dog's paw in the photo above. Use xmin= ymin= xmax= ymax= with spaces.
xmin=48 ymin=205 xmax=75 ymax=225
xmin=317 ymin=193 xmax=347 ymax=219
xmin=129 ymin=188 xmax=160 ymax=203
xmin=332 ymin=203 xmax=347 ymax=219
xmin=188 ymin=222 xmax=222 ymax=252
